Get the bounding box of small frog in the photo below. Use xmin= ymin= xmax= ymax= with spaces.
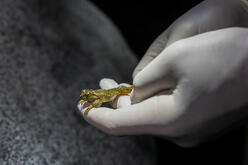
xmin=78 ymin=85 xmax=134 ymax=115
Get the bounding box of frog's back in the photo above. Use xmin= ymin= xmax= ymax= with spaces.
xmin=92 ymin=88 xmax=119 ymax=101
xmin=93 ymin=88 xmax=117 ymax=95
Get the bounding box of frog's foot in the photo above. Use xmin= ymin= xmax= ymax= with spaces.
xmin=84 ymin=104 xmax=93 ymax=115
xmin=78 ymin=99 xmax=86 ymax=105
xmin=84 ymin=99 xmax=102 ymax=115
xmin=77 ymin=100 xmax=86 ymax=112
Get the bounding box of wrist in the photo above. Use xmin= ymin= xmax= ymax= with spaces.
xmin=241 ymin=0 xmax=248 ymax=8
xmin=240 ymin=0 xmax=248 ymax=19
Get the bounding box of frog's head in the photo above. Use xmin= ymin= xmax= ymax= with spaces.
xmin=80 ymin=89 xmax=94 ymax=100
xmin=119 ymin=85 xmax=134 ymax=94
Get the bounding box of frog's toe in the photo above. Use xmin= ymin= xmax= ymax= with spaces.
xmin=77 ymin=101 xmax=84 ymax=112
xmin=78 ymin=100 xmax=86 ymax=105
xmin=77 ymin=100 xmax=87 ymax=112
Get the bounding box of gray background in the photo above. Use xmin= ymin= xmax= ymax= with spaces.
xmin=0 ymin=0 xmax=156 ymax=164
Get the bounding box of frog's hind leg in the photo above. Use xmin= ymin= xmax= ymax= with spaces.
xmin=83 ymin=104 xmax=94 ymax=115
xmin=84 ymin=99 xmax=102 ymax=115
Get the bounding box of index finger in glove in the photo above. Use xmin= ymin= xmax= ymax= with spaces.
xmin=132 ymin=30 xmax=169 ymax=78
xmin=132 ymin=42 xmax=180 ymax=103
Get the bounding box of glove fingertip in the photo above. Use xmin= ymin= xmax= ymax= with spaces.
xmin=99 ymin=78 xmax=118 ymax=89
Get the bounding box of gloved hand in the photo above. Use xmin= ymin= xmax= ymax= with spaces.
xmin=78 ymin=0 xmax=248 ymax=146
xmin=79 ymin=28 xmax=248 ymax=146
xmin=133 ymin=0 xmax=248 ymax=78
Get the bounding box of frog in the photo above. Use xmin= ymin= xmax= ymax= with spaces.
xmin=78 ymin=85 xmax=134 ymax=115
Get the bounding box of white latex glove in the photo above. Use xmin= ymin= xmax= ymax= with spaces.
xmin=133 ymin=0 xmax=248 ymax=78
xmin=78 ymin=0 xmax=248 ymax=146
xmin=78 ymin=28 xmax=248 ymax=146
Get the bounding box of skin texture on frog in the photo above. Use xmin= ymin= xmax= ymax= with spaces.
xmin=78 ymin=86 xmax=134 ymax=115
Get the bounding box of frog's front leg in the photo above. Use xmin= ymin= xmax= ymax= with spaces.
xmin=84 ymin=99 xmax=102 ymax=115
xmin=78 ymin=99 xmax=86 ymax=105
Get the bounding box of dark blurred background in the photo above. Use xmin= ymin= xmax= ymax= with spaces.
xmin=90 ymin=0 xmax=202 ymax=57
xmin=90 ymin=0 xmax=246 ymax=165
